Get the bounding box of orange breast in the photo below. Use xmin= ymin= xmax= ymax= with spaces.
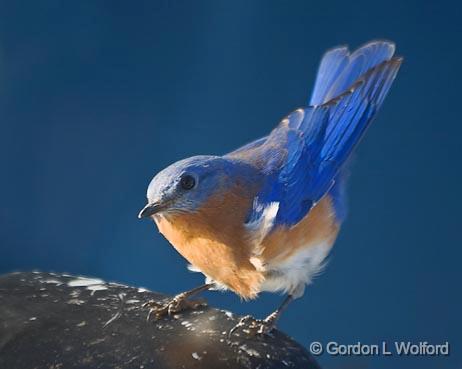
xmin=154 ymin=187 xmax=264 ymax=299
xmin=154 ymin=188 xmax=339 ymax=299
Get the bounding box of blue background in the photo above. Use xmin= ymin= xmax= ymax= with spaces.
xmin=1 ymin=1 xmax=460 ymax=368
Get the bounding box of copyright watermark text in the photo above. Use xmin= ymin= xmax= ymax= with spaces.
xmin=309 ymin=341 xmax=450 ymax=356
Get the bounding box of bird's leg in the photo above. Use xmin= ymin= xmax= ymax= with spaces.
xmin=258 ymin=294 xmax=293 ymax=334
xmin=143 ymin=283 xmax=214 ymax=320
xmin=229 ymin=295 xmax=293 ymax=336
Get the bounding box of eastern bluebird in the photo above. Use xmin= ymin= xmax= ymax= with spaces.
xmin=139 ymin=40 xmax=401 ymax=333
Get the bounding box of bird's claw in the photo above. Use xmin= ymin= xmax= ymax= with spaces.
xmin=143 ymin=295 xmax=207 ymax=321
xmin=228 ymin=315 xmax=253 ymax=337
xmin=228 ymin=314 xmax=276 ymax=338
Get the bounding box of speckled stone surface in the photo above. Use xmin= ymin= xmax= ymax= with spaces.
xmin=0 ymin=271 xmax=320 ymax=369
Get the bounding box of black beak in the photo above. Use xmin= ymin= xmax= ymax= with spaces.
xmin=138 ymin=202 xmax=165 ymax=219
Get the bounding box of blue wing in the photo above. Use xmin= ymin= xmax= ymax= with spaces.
xmin=235 ymin=42 xmax=401 ymax=228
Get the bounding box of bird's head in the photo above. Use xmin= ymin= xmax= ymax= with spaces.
xmin=138 ymin=155 xmax=241 ymax=219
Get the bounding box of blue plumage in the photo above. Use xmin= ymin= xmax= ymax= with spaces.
xmin=309 ymin=46 xmax=349 ymax=105
xmin=238 ymin=41 xmax=402 ymax=227
xmin=310 ymin=40 xmax=395 ymax=105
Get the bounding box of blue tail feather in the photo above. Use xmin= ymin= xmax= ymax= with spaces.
xmin=310 ymin=40 xmax=396 ymax=105
xmin=309 ymin=46 xmax=349 ymax=105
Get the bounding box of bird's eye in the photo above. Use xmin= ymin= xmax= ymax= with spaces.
xmin=180 ymin=174 xmax=196 ymax=190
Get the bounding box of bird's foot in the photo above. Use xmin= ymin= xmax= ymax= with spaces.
xmin=228 ymin=314 xmax=277 ymax=337
xmin=143 ymin=293 xmax=207 ymax=321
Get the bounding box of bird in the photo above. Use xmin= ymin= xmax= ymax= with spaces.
xmin=139 ymin=40 xmax=402 ymax=334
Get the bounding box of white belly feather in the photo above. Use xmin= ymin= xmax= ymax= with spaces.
xmin=259 ymin=240 xmax=333 ymax=298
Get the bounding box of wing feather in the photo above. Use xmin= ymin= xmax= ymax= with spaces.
xmin=246 ymin=57 xmax=402 ymax=227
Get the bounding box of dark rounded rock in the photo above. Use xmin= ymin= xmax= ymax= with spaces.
xmin=0 ymin=271 xmax=320 ymax=369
